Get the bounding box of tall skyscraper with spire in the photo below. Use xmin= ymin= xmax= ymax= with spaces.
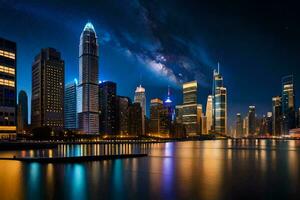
xmin=134 ymin=85 xmax=146 ymax=135
xmin=212 ymin=63 xmax=227 ymax=135
xmin=77 ymin=22 xmax=99 ymax=134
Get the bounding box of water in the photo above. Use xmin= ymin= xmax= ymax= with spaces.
xmin=0 ymin=140 xmax=299 ymax=200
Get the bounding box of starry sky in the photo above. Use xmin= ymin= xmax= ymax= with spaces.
xmin=0 ymin=0 xmax=299 ymax=126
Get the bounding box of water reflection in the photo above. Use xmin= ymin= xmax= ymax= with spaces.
xmin=0 ymin=140 xmax=299 ymax=199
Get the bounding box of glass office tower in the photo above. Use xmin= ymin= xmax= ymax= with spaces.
xmin=77 ymin=22 xmax=99 ymax=134
xmin=281 ymin=75 xmax=295 ymax=135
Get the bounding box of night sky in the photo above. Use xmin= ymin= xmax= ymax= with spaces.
xmin=0 ymin=0 xmax=300 ymax=127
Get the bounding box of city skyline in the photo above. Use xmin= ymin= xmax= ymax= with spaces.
xmin=0 ymin=1 xmax=300 ymax=127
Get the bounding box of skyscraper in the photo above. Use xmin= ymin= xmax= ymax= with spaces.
xmin=212 ymin=64 xmax=227 ymax=135
xmin=164 ymin=86 xmax=175 ymax=122
xmin=17 ymin=90 xmax=28 ymax=133
xmin=206 ymin=95 xmax=213 ymax=133
xmin=149 ymin=98 xmax=170 ymax=137
xmin=134 ymin=85 xmax=146 ymax=135
xmin=31 ymin=48 xmax=64 ymax=130
xmin=117 ymin=96 xmax=132 ymax=136
xmin=128 ymin=102 xmax=142 ymax=136
xmin=281 ymin=75 xmax=295 ymax=135
xmin=272 ymin=96 xmax=282 ymax=136
xmin=64 ymin=80 xmax=77 ymax=130
xmin=197 ymin=104 xmax=203 ymax=134
xmin=214 ymin=87 xmax=227 ymax=134
xmin=266 ymin=112 xmax=273 ymax=135
xmin=243 ymin=116 xmax=249 ymax=136
xmin=236 ymin=113 xmax=243 ymax=138
xmin=99 ymin=81 xmax=117 ymax=136
xmin=0 ymin=38 xmax=16 ymax=139
xmin=77 ymin=22 xmax=99 ymax=134
xmin=248 ymin=106 xmax=256 ymax=136
xmin=181 ymin=81 xmax=198 ymax=136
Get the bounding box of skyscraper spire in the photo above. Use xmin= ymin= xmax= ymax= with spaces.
xmin=218 ymin=62 xmax=220 ymax=74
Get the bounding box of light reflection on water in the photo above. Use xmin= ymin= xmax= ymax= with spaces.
xmin=0 ymin=140 xmax=299 ymax=199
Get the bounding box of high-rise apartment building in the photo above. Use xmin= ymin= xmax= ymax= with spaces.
xmin=0 ymin=38 xmax=16 ymax=138
xmin=77 ymin=22 xmax=99 ymax=134
xmin=31 ymin=48 xmax=64 ymax=130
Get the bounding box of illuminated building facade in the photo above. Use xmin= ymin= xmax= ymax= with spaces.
xmin=149 ymin=98 xmax=170 ymax=137
xmin=272 ymin=96 xmax=282 ymax=136
xmin=214 ymin=87 xmax=227 ymax=134
xmin=77 ymin=22 xmax=99 ymax=134
xmin=99 ymin=81 xmax=117 ymax=136
xmin=281 ymin=75 xmax=295 ymax=134
xmin=212 ymin=64 xmax=227 ymax=135
xmin=117 ymin=96 xmax=131 ymax=136
xmin=180 ymin=81 xmax=198 ymax=136
xmin=205 ymin=95 xmax=213 ymax=133
xmin=17 ymin=90 xmax=28 ymax=133
xmin=31 ymin=48 xmax=64 ymax=130
xmin=134 ymin=85 xmax=146 ymax=135
xmin=64 ymin=81 xmax=77 ymax=130
xmin=0 ymin=38 xmax=16 ymax=138
xmin=248 ymin=106 xmax=256 ymax=135
xmin=236 ymin=113 xmax=243 ymax=138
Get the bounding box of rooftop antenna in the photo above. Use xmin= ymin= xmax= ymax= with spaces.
xmin=167 ymin=85 xmax=171 ymax=97
xmin=139 ymin=73 xmax=142 ymax=87
xmin=217 ymin=62 xmax=220 ymax=74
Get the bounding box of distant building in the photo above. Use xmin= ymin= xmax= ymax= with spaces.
xmin=64 ymin=81 xmax=77 ymax=130
xmin=128 ymin=102 xmax=142 ymax=136
xmin=214 ymin=87 xmax=227 ymax=134
xmin=206 ymin=95 xmax=213 ymax=133
xmin=99 ymin=81 xmax=117 ymax=136
xmin=272 ymin=96 xmax=282 ymax=136
xmin=212 ymin=64 xmax=227 ymax=135
xmin=164 ymin=86 xmax=175 ymax=122
xmin=197 ymin=104 xmax=203 ymax=134
xmin=281 ymin=75 xmax=296 ymax=134
xmin=243 ymin=116 xmax=249 ymax=136
xmin=117 ymin=96 xmax=131 ymax=136
xmin=266 ymin=112 xmax=273 ymax=134
xmin=17 ymin=90 xmax=28 ymax=133
xmin=0 ymin=38 xmax=17 ymax=139
xmin=181 ymin=81 xmax=198 ymax=136
xmin=31 ymin=48 xmax=64 ymax=130
xmin=236 ymin=113 xmax=243 ymax=138
xmin=77 ymin=22 xmax=99 ymax=134
xmin=134 ymin=85 xmax=146 ymax=135
xmin=201 ymin=114 xmax=207 ymax=134
xmin=248 ymin=106 xmax=256 ymax=135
